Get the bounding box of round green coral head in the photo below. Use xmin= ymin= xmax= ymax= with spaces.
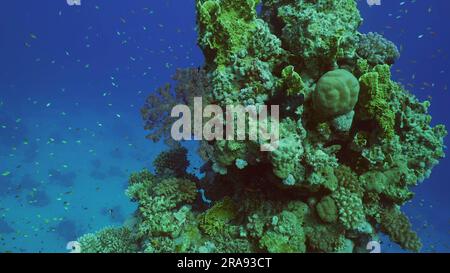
xmin=313 ymin=69 xmax=360 ymax=119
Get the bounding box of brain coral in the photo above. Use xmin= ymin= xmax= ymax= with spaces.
xmin=313 ymin=69 xmax=360 ymax=119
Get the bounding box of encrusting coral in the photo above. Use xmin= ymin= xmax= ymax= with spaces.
xmin=79 ymin=0 xmax=446 ymax=253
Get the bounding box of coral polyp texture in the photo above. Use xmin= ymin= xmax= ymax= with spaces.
xmin=312 ymin=69 xmax=360 ymax=119
xmin=79 ymin=0 xmax=447 ymax=253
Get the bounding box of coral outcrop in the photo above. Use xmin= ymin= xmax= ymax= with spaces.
xmin=79 ymin=0 xmax=446 ymax=253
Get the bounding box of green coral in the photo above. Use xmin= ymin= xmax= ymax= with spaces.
xmin=257 ymin=201 xmax=308 ymax=253
xmin=126 ymin=170 xmax=197 ymax=206
xmin=259 ymin=211 xmax=306 ymax=253
xmin=281 ymin=65 xmax=305 ymax=96
xmin=315 ymin=195 xmax=338 ymax=223
xmin=316 ymin=122 xmax=332 ymax=141
xmin=350 ymin=131 xmax=368 ymax=152
xmin=313 ymin=69 xmax=360 ymax=119
xmin=335 ymin=165 xmax=363 ymax=196
xmin=78 ymin=227 xmax=137 ymax=253
xmin=200 ymin=197 xmax=237 ymax=236
xmin=264 ymin=0 xmax=362 ymax=77
xmin=269 ymin=118 xmax=305 ymax=185
xmin=197 ymin=0 xmax=260 ymax=66
xmin=380 ymin=207 xmax=422 ymax=252
xmin=307 ymin=165 xmax=338 ymax=191
xmin=126 ymin=169 xmax=154 ymax=201
xmin=214 ymin=140 xmax=248 ymax=167
xmin=359 ymin=64 xmax=396 ymax=138
xmin=154 ymin=177 xmax=198 ymax=204
xmin=198 ymin=0 xmax=286 ymax=106
xmin=138 ymin=196 xmax=180 ymax=236
xmin=305 ymin=224 xmax=348 ymax=253
xmin=332 ymin=188 xmax=366 ymax=230
xmin=303 ymin=145 xmax=339 ymax=191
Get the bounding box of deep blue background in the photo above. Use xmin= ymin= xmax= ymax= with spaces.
xmin=0 ymin=0 xmax=448 ymax=252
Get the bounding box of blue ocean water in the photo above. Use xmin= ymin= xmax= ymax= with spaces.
xmin=0 ymin=0 xmax=448 ymax=253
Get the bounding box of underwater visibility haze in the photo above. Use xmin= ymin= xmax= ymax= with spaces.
xmin=0 ymin=0 xmax=449 ymax=253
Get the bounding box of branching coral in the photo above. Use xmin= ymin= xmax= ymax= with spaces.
xmin=269 ymin=118 xmax=305 ymax=185
xmin=380 ymin=207 xmax=422 ymax=252
xmin=357 ymin=32 xmax=400 ymax=66
xmin=154 ymin=177 xmax=198 ymax=204
xmin=78 ymin=227 xmax=137 ymax=253
xmin=332 ymin=188 xmax=366 ymax=231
